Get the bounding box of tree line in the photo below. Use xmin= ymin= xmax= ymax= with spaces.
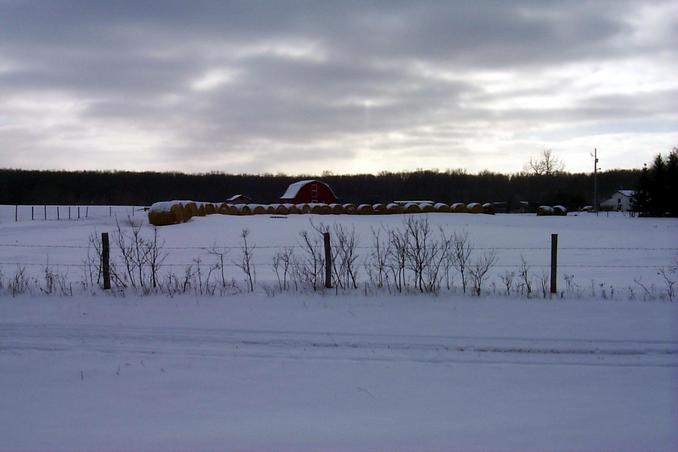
xmin=634 ymin=148 xmax=677 ymax=217
xmin=1 ymin=167 xmax=640 ymax=212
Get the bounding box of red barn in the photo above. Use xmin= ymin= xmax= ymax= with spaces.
xmin=280 ymin=180 xmax=338 ymax=204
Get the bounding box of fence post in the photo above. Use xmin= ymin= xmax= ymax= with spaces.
xmin=86 ymin=206 xmax=89 ymax=218
xmin=44 ymin=205 xmax=47 ymax=220
xmin=57 ymin=206 xmax=60 ymax=221
xmin=15 ymin=205 xmax=18 ymax=222
xmin=550 ymin=233 xmax=558 ymax=295
xmin=324 ymin=232 xmax=332 ymax=289
xmin=102 ymin=232 xmax=111 ymax=290
xmin=77 ymin=206 xmax=80 ymax=219
xmin=69 ymin=206 xmax=71 ymax=220
xmin=31 ymin=206 xmax=34 ymax=221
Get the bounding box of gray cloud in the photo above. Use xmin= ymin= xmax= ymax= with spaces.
xmin=0 ymin=0 xmax=676 ymax=173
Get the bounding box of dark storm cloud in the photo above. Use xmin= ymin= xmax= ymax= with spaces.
xmin=0 ymin=0 xmax=676 ymax=173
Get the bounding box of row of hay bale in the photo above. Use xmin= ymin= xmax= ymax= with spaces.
xmin=536 ymin=205 xmax=568 ymax=216
xmin=149 ymin=200 xmax=498 ymax=225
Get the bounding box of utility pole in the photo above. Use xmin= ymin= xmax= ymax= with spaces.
xmin=592 ymin=148 xmax=599 ymax=215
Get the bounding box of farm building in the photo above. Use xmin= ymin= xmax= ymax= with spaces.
xmin=226 ymin=194 xmax=252 ymax=203
xmin=601 ymin=190 xmax=635 ymax=212
xmin=280 ymin=180 xmax=338 ymax=204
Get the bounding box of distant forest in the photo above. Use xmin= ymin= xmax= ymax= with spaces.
xmin=1 ymin=168 xmax=640 ymax=211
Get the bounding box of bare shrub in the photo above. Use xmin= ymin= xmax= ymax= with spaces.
xmin=658 ymin=266 xmax=676 ymax=301
xmin=331 ymin=223 xmax=360 ymax=289
xmin=451 ymin=232 xmax=472 ymax=294
xmin=499 ymin=270 xmax=515 ymax=296
xmin=469 ymin=251 xmax=497 ymax=296
xmin=365 ymin=227 xmax=391 ymax=289
xmin=273 ymin=248 xmax=294 ymax=291
xmin=517 ymin=257 xmax=532 ymax=298
xmin=234 ymin=229 xmax=256 ymax=292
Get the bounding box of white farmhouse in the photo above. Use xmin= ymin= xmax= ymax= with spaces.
xmin=601 ymin=190 xmax=635 ymax=211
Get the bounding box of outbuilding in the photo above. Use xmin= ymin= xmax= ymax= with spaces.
xmin=280 ymin=180 xmax=338 ymax=204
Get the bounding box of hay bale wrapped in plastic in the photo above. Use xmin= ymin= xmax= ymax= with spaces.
xmin=404 ymin=202 xmax=422 ymax=214
xmin=451 ymin=203 xmax=468 ymax=213
xmin=537 ymin=205 xmax=554 ymax=216
xmin=250 ymin=204 xmax=267 ymax=215
xmin=285 ymin=203 xmax=300 ymax=214
xmin=342 ymin=203 xmax=357 ymax=214
xmin=553 ymin=205 xmax=568 ymax=216
xmin=311 ymin=203 xmax=331 ymax=214
xmin=356 ymin=204 xmax=374 ymax=215
xmin=329 ymin=203 xmax=344 ymax=214
xmin=203 ymin=202 xmax=216 ymax=215
xmin=482 ymin=203 xmax=496 ymax=215
xmin=384 ymin=203 xmax=400 ymax=214
xmin=265 ymin=205 xmax=276 ymax=214
xmin=466 ymin=203 xmax=483 ymax=214
xmin=434 ymin=202 xmax=451 ymax=213
xmin=148 ymin=201 xmax=184 ymax=226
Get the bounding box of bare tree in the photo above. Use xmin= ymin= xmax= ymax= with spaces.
xmin=526 ymin=149 xmax=565 ymax=176
xmin=469 ymin=251 xmax=497 ymax=296
xmin=234 ymin=229 xmax=256 ymax=292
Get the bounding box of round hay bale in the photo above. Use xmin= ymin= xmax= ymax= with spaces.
xmin=357 ymin=204 xmax=374 ymax=215
xmin=434 ymin=202 xmax=450 ymax=213
xmin=451 ymin=203 xmax=468 ymax=213
xmin=419 ymin=203 xmax=435 ymax=213
xmin=275 ymin=204 xmax=289 ymax=215
xmin=235 ymin=204 xmax=252 ymax=215
xmin=342 ymin=203 xmax=357 ymax=214
xmin=482 ymin=203 xmax=496 ymax=215
xmin=265 ymin=205 xmax=276 ymax=214
xmin=372 ymin=203 xmax=387 ymax=214
xmin=329 ymin=203 xmax=344 ymax=214
xmin=195 ymin=203 xmax=207 ymax=216
xmin=386 ymin=203 xmax=403 ymax=214
xmin=466 ymin=203 xmax=483 ymax=214
xmin=297 ymin=203 xmax=312 ymax=214
xmin=553 ymin=205 xmax=568 ymax=216
xmin=181 ymin=201 xmax=199 ymax=219
xmin=250 ymin=204 xmax=267 ymax=215
xmin=218 ymin=203 xmax=237 ymax=215
xmin=285 ymin=203 xmax=300 ymax=214
xmin=204 ymin=202 xmax=216 ymax=215
xmin=537 ymin=205 xmax=554 ymax=216
xmin=148 ymin=201 xmax=184 ymax=226
xmin=404 ymin=202 xmax=422 ymax=214
xmin=311 ymin=203 xmax=331 ymax=214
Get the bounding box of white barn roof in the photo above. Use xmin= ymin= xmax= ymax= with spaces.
xmin=281 ymin=180 xmax=337 ymax=200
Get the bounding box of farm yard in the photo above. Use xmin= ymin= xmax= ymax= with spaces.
xmin=1 ymin=205 xmax=677 ymax=450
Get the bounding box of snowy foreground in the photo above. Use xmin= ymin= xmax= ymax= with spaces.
xmin=1 ymin=294 xmax=677 ymax=451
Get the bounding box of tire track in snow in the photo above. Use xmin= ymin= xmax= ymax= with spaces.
xmin=1 ymin=323 xmax=676 ymax=367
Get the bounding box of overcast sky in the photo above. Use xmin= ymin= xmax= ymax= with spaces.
xmin=0 ymin=0 xmax=676 ymax=175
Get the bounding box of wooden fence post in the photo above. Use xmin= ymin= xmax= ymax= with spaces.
xmin=324 ymin=232 xmax=332 ymax=289
xmin=44 ymin=205 xmax=47 ymax=220
xmin=77 ymin=206 xmax=80 ymax=219
xmin=69 ymin=206 xmax=71 ymax=220
xmin=31 ymin=206 xmax=34 ymax=221
xmin=102 ymin=232 xmax=111 ymax=290
xmin=550 ymin=233 xmax=558 ymax=295
xmin=86 ymin=206 xmax=89 ymax=218
xmin=15 ymin=205 xmax=18 ymax=222
xmin=57 ymin=206 xmax=60 ymax=221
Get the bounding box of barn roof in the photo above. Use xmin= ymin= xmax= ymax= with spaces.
xmin=618 ymin=190 xmax=635 ymax=197
xmin=281 ymin=180 xmax=336 ymax=199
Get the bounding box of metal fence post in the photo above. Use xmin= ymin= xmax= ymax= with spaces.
xmin=324 ymin=232 xmax=332 ymax=289
xmin=550 ymin=233 xmax=558 ymax=295
xmin=102 ymin=232 xmax=111 ymax=290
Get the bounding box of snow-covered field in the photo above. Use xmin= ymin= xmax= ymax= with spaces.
xmin=1 ymin=206 xmax=677 ymax=450
xmin=0 ymin=205 xmax=675 ymax=293
xmin=1 ymin=294 xmax=677 ymax=450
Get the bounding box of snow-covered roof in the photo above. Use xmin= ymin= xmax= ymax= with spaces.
xmin=280 ymin=180 xmax=336 ymax=199
xmin=618 ymin=190 xmax=635 ymax=197
xmin=227 ymin=194 xmax=249 ymax=202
